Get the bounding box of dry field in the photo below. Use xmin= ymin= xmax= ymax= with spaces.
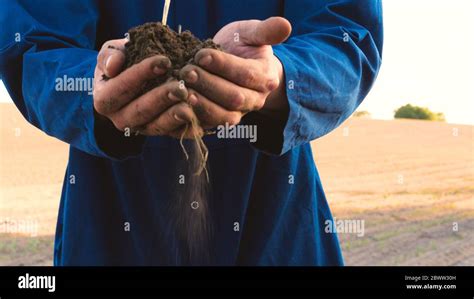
xmin=0 ymin=103 xmax=473 ymax=266
xmin=0 ymin=103 xmax=67 ymax=265
xmin=313 ymin=117 xmax=474 ymax=265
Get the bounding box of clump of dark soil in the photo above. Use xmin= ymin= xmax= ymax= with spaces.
xmin=124 ymin=22 xmax=219 ymax=264
xmin=125 ymin=22 xmax=219 ymax=92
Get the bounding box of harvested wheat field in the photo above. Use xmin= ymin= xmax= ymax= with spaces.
xmin=0 ymin=102 xmax=473 ymax=265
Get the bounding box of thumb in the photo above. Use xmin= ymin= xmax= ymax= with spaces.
xmin=240 ymin=17 xmax=292 ymax=46
xmin=98 ymin=38 xmax=128 ymax=77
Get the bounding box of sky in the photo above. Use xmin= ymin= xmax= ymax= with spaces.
xmin=1 ymin=0 xmax=473 ymax=125
xmin=359 ymin=0 xmax=474 ymax=125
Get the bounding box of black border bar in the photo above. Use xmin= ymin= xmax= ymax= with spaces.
xmin=0 ymin=266 xmax=472 ymax=298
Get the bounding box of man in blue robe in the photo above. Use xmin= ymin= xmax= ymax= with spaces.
xmin=0 ymin=0 xmax=383 ymax=265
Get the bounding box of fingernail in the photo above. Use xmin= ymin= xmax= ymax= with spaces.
xmin=174 ymin=114 xmax=183 ymax=122
xmin=198 ymin=55 xmax=212 ymax=67
xmin=159 ymin=58 xmax=172 ymax=69
xmin=153 ymin=59 xmax=171 ymax=75
xmin=184 ymin=70 xmax=198 ymax=83
xmin=188 ymin=94 xmax=198 ymax=105
xmin=168 ymin=92 xmax=180 ymax=102
xmin=153 ymin=66 xmax=165 ymax=75
xmin=105 ymin=55 xmax=113 ymax=70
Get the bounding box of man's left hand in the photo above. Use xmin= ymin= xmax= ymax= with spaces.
xmin=180 ymin=17 xmax=292 ymax=129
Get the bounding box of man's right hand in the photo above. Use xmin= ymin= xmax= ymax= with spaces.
xmin=93 ymin=39 xmax=201 ymax=138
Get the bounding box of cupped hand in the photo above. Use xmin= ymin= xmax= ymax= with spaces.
xmin=179 ymin=17 xmax=292 ymax=129
xmin=93 ymin=39 xmax=201 ymax=138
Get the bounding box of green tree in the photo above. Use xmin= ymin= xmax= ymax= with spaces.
xmin=394 ymin=104 xmax=445 ymax=121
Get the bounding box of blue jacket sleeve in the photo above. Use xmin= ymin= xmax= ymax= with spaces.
xmin=0 ymin=0 xmax=145 ymax=159
xmin=247 ymin=0 xmax=383 ymax=155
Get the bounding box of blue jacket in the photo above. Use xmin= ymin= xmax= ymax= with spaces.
xmin=0 ymin=0 xmax=383 ymax=265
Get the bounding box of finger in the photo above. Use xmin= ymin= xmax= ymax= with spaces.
xmin=112 ymin=80 xmax=188 ymax=130
xmin=140 ymin=102 xmax=197 ymax=136
xmin=100 ymin=39 xmax=128 ymax=51
xmin=93 ymin=55 xmax=171 ymax=115
xmin=194 ymin=49 xmax=278 ymax=92
xmin=187 ymin=89 xmax=242 ymax=129
xmin=238 ymin=17 xmax=292 ymax=46
xmin=180 ymin=64 xmax=263 ymax=112
xmin=97 ymin=39 xmax=128 ymax=77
